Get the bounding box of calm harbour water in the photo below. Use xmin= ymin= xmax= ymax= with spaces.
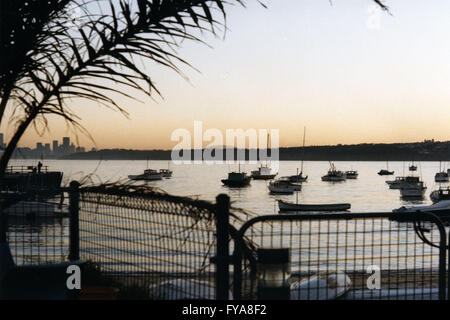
xmin=8 ymin=159 xmax=446 ymax=270
xmin=11 ymin=159 xmax=448 ymax=214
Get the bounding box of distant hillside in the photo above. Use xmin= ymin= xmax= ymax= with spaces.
xmin=60 ymin=140 xmax=450 ymax=161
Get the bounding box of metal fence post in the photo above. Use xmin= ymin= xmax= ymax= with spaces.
xmin=0 ymin=210 xmax=7 ymax=243
xmin=68 ymin=180 xmax=80 ymax=261
xmin=216 ymin=193 xmax=230 ymax=300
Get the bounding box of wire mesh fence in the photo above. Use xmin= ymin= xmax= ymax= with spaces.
xmin=2 ymin=184 xmax=449 ymax=300
xmin=77 ymin=185 xmax=222 ymax=299
xmin=233 ymin=212 xmax=447 ymax=300
xmin=3 ymin=193 xmax=69 ymax=266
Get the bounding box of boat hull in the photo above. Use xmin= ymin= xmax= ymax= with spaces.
xmin=288 ymin=175 xmax=308 ymax=183
xmin=251 ymin=174 xmax=277 ymax=180
xmin=221 ymin=178 xmax=251 ymax=187
xmin=400 ymin=188 xmax=426 ymax=198
xmin=128 ymin=174 xmax=162 ymax=181
xmin=430 ymin=189 xmax=450 ymax=203
xmin=278 ymin=200 xmax=351 ymax=212
xmin=321 ymin=176 xmax=346 ymax=182
xmin=268 ymin=186 xmax=293 ymax=194
xmin=378 ymin=171 xmax=394 ymax=176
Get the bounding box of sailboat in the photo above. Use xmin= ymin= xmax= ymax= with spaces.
xmin=434 ymin=161 xmax=449 ymax=182
xmin=409 ymin=160 xmax=417 ymax=171
xmin=251 ymin=133 xmax=277 ymax=180
xmin=378 ymin=161 xmax=394 ymax=175
xmin=287 ymin=127 xmax=308 ymax=182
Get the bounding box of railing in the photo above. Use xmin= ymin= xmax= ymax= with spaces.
xmin=68 ymin=183 xmax=235 ymax=299
xmin=3 ymin=183 xmax=450 ymax=300
xmin=232 ymin=212 xmax=448 ymax=300
xmin=5 ymin=165 xmax=49 ymax=174
xmin=3 ymin=193 xmax=68 ymax=266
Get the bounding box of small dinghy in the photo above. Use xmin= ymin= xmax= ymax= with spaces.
xmin=278 ymin=200 xmax=350 ymax=212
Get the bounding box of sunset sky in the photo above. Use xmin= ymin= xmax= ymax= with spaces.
xmin=3 ymin=0 xmax=450 ymax=150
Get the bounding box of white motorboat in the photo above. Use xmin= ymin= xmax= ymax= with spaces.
xmin=250 ymin=165 xmax=277 ymax=180
xmin=278 ymin=200 xmax=351 ymax=212
xmin=128 ymin=169 xmax=162 ymax=181
xmin=321 ymin=162 xmax=346 ymax=182
xmin=268 ymin=180 xmax=299 ymax=194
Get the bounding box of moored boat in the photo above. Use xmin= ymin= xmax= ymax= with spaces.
xmin=2 ymin=165 xmax=63 ymax=199
xmin=386 ymin=176 xmax=406 ymax=189
xmin=378 ymin=161 xmax=394 ymax=175
xmin=399 ymin=177 xmax=426 ymax=198
xmin=287 ymin=172 xmax=308 ymax=183
xmin=322 ymin=163 xmax=346 ymax=182
xmin=430 ymin=187 xmax=450 ymax=203
xmin=250 ymin=165 xmax=277 ymax=180
xmin=434 ymin=162 xmax=448 ymax=182
xmin=159 ymin=169 xmax=173 ymax=178
xmin=268 ymin=180 xmax=299 ymax=194
xmin=345 ymin=171 xmax=358 ymax=179
xmin=128 ymin=169 xmax=163 ymax=181
xmin=435 ymin=171 xmax=449 ymax=182
xmin=278 ymin=200 xmax=350 ymax=212
xmin=221 ymin=171 xmax=251 ymax=187
xmin=378 ymin=169 xmax=394 ymax=175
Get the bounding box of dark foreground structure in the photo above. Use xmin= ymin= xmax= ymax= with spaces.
xmin=1 ymin=182 xmax=450 ymax=300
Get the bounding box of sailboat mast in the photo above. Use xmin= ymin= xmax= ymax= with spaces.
xmin=301 ymin=126 xmax=306 ymax=173
xmin=266 ymin=132 xmax=269 ymax=167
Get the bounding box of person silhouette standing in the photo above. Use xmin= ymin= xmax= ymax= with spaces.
xmin=37 ymin=161 xmax=43 ymax=173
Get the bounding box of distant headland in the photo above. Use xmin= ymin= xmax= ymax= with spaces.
xmin=40 ymin=140 xmax=450 ymax=161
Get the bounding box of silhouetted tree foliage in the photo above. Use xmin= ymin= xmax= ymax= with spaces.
xmin=0 ymin=0 xmax=389 ymax=177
